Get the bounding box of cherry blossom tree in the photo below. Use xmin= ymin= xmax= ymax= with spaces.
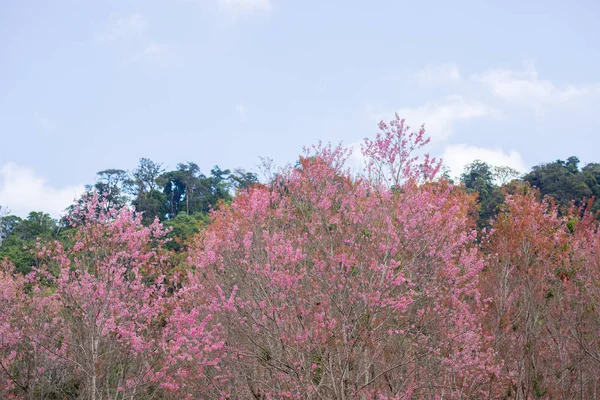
xmin=0 ymin=194 xmax=224 ymax=399
xmin=189 ymin=115 xmax=499 ymax=399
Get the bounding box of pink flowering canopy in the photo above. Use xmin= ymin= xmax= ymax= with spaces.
xmin=2 ymin=115 xmax=600 ymax=399
xmin=188 ymin=115 xmax=498 ymax=398
xmin=0 ymin=193 xmax=224 ymax=399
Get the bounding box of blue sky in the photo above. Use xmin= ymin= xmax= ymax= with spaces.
xmin=1 ymin=0 xmax=599 ymax=217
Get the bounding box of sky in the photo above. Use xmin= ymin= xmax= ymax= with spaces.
xmin=1 ymin=0 xmax=599 ymax=217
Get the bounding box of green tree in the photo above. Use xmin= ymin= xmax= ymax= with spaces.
xmin=460 ymin=160 xmax=504 ymax=228
xmin=581 ymin=162 xmax=600 ymax=215
xmin=202 ymin=166 xmax=233 ymax=212
xmin=158 ymin=169 xmax=188 ymax=219
xmin=177 ymin=162 xmax=203 ymax=215
xmin=523 ymin=157 xmax=592 ymax=212
xmin=0 ymin=212 xmax=59 ymax=274
xmin=158 ymin=163 xmax=237 ymax=219
xmin=163 ymin=211 xmax=208 ymax=252
xmin=230 ymin=168 xmax=259 ymax=192
xmin=89 ymin=168 xmax=129 ymax=209
xmin=128 ymin=158 xmax=168 ymax=224
xmin=129 ymin=158 xmax=164 ymax=194
xmin=493 ymin=165 xmax=521 ymax=186
xmin=133 ymin=189 xmax=168 ymax=224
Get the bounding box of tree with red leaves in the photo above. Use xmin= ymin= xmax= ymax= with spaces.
xmin=480 ymin=189 xmax=600 ymax=398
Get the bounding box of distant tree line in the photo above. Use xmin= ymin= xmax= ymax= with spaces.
xmin=460 ymin=156 xmax=600 ymax=228
xmin=3 ymin=154 xmax=600 ymax=273
xmin=0 ymin=158 xmax=258 ymax=272
xmin=87 ymin=158 xmax=258 ymax=222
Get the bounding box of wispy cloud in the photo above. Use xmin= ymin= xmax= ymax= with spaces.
xmin=97 ymin=13 xmax=169 ymax=63
xmin=97 ymin=13 xmax=148 ymax=44
xmin=236 ymin=104 xmax=248 ymax=122
xmin=0 ymin=163 xmax=85 ymax=218
xmin=183 ymin=0 xmax=272 ymax=15
xmin=142 ymin=43 xmax=168 ymax=56
xmin=472 ymin=62 xmax=600 ymax=115
xmin=366 ymin=96 xmax=497 ymax=142
xmin=378 ymin=61 xmax=600 ymax=147
xmin=34 ymin=112 xmax=58 ymax=136
xmin=217 ymin=0 xmax=272 ymax=14
xmin=414 ymin=63 xmax=461 ymax=85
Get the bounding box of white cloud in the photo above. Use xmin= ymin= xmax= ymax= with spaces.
xmin=472 ymin=63 xmax=600 ymax=114
xmin=368 ymin=96 xmax=497 ymax=141
xmin=346 ymin=141 xmax=365 ymax=174
xmin=217 ymin=0 xmax=271 ymax=13
xmin=365 ymin=61 xmax=599 ymax=176
xmin=414 ymin=63 xmax=461 ymax=85
xmin=236 ymin=104 xmax=248 ymax=122
xmin=0 ymin=163 xmax=85 ymax=218
xmin=441 ymin=144 xmax=527 ymax=180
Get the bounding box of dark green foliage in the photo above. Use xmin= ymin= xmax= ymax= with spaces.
xmin=129 ymin=158 xmax=164 ymax=194
xmin=133 ymin=189 xmax=169 ymax=225
xmin=65 ymin=159 xmax=251 ymax=227
xmin=231 ymin=168 xmax=259 ymax=192
xmin=158 ymin=163 xmax=235 ymax=219
xmin=163 ymin=212 xmax=207 ymax=251
xmin=89 ymin=169 xmax=129 ymax=210
xmin=582 ymin=163 xmax=600 ymax=214
xmin=460 ymin=160 xmax=506 ymax=228
xmin=128 ymin=158 xmax=169 ymax=224
xmin=461 ymin=160 xmax=495 ymax=196
xmin=208 ymin=166 xmax=233 ymax=206
xmin=524 ymin=157 xmax=597 ymax=214
xmin=158 ymin=169 xmax=188 ymax=219
xmin=0 ymin=212 xmax=60 ymax=274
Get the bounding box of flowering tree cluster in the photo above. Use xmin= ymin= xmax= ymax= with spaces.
xmin=188 ymin=117 xmax=498 ymax=398
xmin=2 ymin=115 xmax=600 ymax=399
xmin=0 ymin=195 xmax=223 ymax=399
